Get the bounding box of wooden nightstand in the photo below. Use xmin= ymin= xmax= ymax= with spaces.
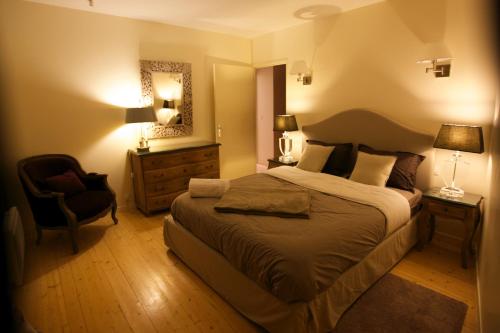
xmin=267 ymin=158 xmax=298 ymax=169
xmin=417 ymin=188 xmax=483 ymax=269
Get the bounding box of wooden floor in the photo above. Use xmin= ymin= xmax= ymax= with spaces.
xmin=14 ymin=208 xmax=478 ymax=333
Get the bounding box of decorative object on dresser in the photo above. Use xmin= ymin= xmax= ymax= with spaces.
xmin=18 ymin=154 xmax=118 ymax=253
xmin=125 ymin=106 xmax=158 ymax=152
xmin=433 ymin=124 xmax=484 ymax=198
xmin=274 ymin=114 xmax=298 ymax=163
xmin=140 ymin=60 xmax=192 ymax=138
xmin=417 ymin=188 xmax=483 ymax=269
xmin=129 ymin=141 xmax=220 ymax=215
xmin=267 ymin=157 xmax=298 ymax=169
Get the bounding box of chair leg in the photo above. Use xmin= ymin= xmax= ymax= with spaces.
xmin=111 ymin=200 xmax=118 ymax=225
xmin=36 ymin=225 xmax=42 ymax=245
xmin=69 ymin=227 xmax=79 ymax=254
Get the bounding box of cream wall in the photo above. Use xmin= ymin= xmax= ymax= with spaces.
xmin=479 ymin=95 xmax=500 ymax=332
xmin=0 ymin=0 xmax=251 ymax=224
xmin=252 ymin=0 xmax=496 ymax=195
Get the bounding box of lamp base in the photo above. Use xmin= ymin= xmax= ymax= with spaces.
xmin=439 ymin=186 xmax=464 ymax=198
xmin=136 ymin=146 xmax=150 ymax=153
xmin=279 ymin=155 xmax=294 ymax=163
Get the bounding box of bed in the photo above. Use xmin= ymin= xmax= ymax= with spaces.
xmin=164 ymin=109 xmax=435 ymax=332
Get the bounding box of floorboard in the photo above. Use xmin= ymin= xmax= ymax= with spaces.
xmin=14 ymin=208 xmax=478 ymax=332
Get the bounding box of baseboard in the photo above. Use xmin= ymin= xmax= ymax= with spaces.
xmin=256 ymin=163 xmax=268 ymax=173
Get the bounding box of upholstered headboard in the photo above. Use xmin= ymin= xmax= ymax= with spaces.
xmin=301 ymin=109 xmax=435 ymax=190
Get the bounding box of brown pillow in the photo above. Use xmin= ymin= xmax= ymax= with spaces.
xmin=358 ymin=144 xmax=425 ymax=192
xmin=307 ymin=140 xmax=354 ymax=177
xmin=45 ymin=170 xmax=86 ymax=196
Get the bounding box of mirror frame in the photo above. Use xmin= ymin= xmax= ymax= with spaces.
xmin=140 ymin=60 xmax=193 ymax=138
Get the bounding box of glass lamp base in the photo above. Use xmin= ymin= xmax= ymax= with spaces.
xmin=279 ymin=155 xmax=294 ymax=163
xmin=439 ymin=186 xmax=464 ymax=198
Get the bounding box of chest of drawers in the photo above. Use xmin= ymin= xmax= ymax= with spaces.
xmin=129 ymin=142 xmax=220 ymax=215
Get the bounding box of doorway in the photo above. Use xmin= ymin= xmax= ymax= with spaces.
xmin=213 ymin=64 xmax=256 ymax=179
xmin=255 ymin=64 xmax=286 ymax=172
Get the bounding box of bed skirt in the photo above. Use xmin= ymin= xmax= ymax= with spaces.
xmin=163 ymin=214 xmax=418 ymax=333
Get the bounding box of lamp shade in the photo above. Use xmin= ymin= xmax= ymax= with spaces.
xmin=289 ymin=60 xmax=308 ymax=75
xmin=274 ymin=115 xmax=298 ymax=132
xmin=433 ymin=124 xmax=484 ymax=153
xmin=162 ymin=100 xmax=175 ymax=109
xmin=125 ymin=107 xmax=158 ymax=124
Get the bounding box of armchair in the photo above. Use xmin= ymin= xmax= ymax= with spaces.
xmin=17 ymin=154 xmax=118 ymax=253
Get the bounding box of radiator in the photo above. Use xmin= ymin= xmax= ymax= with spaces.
xmin=3 ymin=206 xmax=24 ymax=286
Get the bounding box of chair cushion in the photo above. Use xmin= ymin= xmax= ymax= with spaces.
xmin=45 ymin=170 xmax=86 ymax=196
xmin=65 ymin=190 xmax=114 ymax=221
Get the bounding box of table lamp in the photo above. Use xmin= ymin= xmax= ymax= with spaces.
xmin=125 ymin=107 xmax=158 ymax=152
xmin=433 ymin=124 xmax=484 ymax=197
xmin=274 ymin=115 xmax=298 ymax=163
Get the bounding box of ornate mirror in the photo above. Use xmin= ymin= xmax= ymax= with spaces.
xmin=140 ymin=60 xmax=193 ymax=138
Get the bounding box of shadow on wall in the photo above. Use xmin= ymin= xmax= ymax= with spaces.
xmin=4 ymin=79 xmax=129 ymax=238
xmin=293 ymin=5 xmax=341 ymax=70
xmin=387 ymin=0 xmax=451 ymax=59
xmin=387 ymin=0 xmax=448 ymax=43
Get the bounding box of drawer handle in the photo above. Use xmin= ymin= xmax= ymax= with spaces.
xmin=444 ymin=207 xmax=448 ymax=212
xmin=183 ymin=169 xmax=187 ymax=173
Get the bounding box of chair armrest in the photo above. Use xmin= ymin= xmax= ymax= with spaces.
xmin=80 ymin=173 xmax=116 ymax=199
xmin=32 ymin=188 xmax=65 ymax=199
xmin=80 ymin=173 xmax=108 ymax=190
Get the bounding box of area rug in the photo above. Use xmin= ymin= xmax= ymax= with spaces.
xmin=333 ymin=274 xmax=468 ymax=333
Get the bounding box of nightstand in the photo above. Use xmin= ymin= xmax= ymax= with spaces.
xmin=417 ymin=188 xmax=483 ymax=269
xmin=267 ymin=158 xmax=298 ymax=169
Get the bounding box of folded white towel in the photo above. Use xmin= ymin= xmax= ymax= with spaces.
xmin=189 ymin=178 xmax=230 ymax=198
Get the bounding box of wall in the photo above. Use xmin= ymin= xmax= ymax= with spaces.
xmin=478 ymin=95 xmax=500 ymax=332
xmin=256 ymin=67 xmax=274 ymax=171
xmin=0 ymin=0 xmax=251 ymax=232
xmin=252 ymin=0 xmax=497 ymax=196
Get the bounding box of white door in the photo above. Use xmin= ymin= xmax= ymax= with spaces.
xmin=213 ymin=64 xmax=256 ymax=179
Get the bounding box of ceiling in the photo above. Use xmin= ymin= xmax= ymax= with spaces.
xmin=27 ymin=0 xmax=384 ymax=37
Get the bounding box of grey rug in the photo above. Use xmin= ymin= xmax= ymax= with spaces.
xmin=333 ymin=274 xmax=468 ymax=333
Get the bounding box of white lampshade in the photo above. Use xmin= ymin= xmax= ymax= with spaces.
xmin=290 ymin=60 xmax=309 ymax=75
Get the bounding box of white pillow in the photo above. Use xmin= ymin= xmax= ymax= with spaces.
xmin=296 ymin=144 xmax=334 ymax=172
xmin=350 ymin=151 xmax=397 ymax=186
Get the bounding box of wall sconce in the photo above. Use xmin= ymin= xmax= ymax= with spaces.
xmin=290 ymin=61 xmax=312 ymax=85
xmin=163 ymin=99 xmax=175 ymax=109
xmin=417 ymin=58 xmax=453 ymax=78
